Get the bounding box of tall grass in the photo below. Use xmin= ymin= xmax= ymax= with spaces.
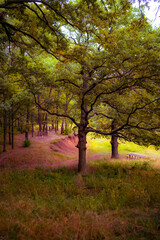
xmin=0 ymin=159 xmax=160 ymax=239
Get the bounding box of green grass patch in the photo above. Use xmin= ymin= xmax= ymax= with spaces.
xmin=88 ymin=136 xmax=160 ymax=159
xmin=0 ymin=160 xmax=160 ymax=239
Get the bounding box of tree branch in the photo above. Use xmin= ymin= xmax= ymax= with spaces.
xmin=33 ymin=93 xmax=79 ymax=127
xmin=55 ymin=79 xmax=80 ymax=88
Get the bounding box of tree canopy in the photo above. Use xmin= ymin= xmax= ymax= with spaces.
xmin=0 ymin=0 xmax=160 ymax=172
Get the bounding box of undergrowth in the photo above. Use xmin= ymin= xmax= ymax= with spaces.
xmin=22 ymin=139 xmax=31 ymax=148
xmin=0 ymin=160 xmax=160 ymax=239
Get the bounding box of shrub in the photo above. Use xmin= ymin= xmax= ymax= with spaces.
xmin=22 ymin=139 xmax=31 ymax=147
xmin=63 ymin=128 xmax=72 ymax=135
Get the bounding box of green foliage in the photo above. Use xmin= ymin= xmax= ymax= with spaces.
xmin=0 ymin=0 xmax=160 ymax=174
xmin=22 ymin=139 xmax=31 ymax=148
xmin=63 ymin=128 xmax=72 ymax=135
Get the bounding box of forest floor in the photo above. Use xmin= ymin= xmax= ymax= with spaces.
xmin=1 ymin=131 xmax=160 ymax=240
xmin=0 ymin=131 xmax=108 ymax=170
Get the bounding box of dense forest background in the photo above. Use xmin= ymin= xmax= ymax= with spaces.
xmin=0 ymin=0 xmax=160 ymax=172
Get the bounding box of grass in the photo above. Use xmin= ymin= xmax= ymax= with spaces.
xmin=88 ymin=136 xmax=160 ymax=159
xmin=0 ymin=159 xmax=160 ymax=240
xmin=1 ymin=134 xmax=160 ymax=239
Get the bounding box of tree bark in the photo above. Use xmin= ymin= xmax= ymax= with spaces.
xmin=61 ymin=119 xmax=64 ymax=134
xmin=18 ymin=118 xmax=20 ymax=130
xmin=11 ymin=110 xmax=14 ymax=149
xmin=45 ymin=113 xmax=48 ymax=135
xmin=25 ymin=105 xmax=29 ymax=141
xmin=78 ymin=128 xmax=87 ymax=173
xmin=77 ymin=74 xmax=89 ymax=172
xmin=52 ymin=120 xmax=54 ymax=130
xmin=65 ymin=120 xmax=68 ymax=130
xmin=56 ymin=93 xmax=59 ymax=132
xmin=3 ymin=107 xmax=7 ymax=152
xmin=31 ymin=113 xmax=34 ymax=137
xmin=3 ymin=92 xmax=7 ymax=152
xmin=110 ymin=120 xmax=119 ymax=158
xmin=38 ymin=95 xmax=42 ymax=132
xmin=55 ymin=119 xmax=59 ymax=132
xmin=8 ymin=111 xmax=11 ymax=145
xmin=20 ymin=120 xmax=23 ymax=134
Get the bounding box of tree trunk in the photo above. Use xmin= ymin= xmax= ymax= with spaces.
xmin=56 ymin=119 xmax=59 ymax=132
xmin=0 ymin=118 xmax=2 ymax=128
xmin=77 ymin=73 xmax=88 ymax=173
xmin=31 ymin=113 xmax=34 ymax=137
xmin=52 ymin=120 xmax=54 ymax=130
xmin=25 ymin=105 xmax=29 ymax=141
xmin=56 ymin=96 xmax=59 ymax=132
xmin=78 ymin=129 xmax=87 ymax=173
xmin=3 ymin=107 xmax=7 ymax=152
xmin=11 ymin=110 xmax=14 ymax=149
xmin=111 ymin=135 xmax=119 ymax=158
xmin=61 ymin=120 xmax=64 ymax=134
xmin=20 ymin=121 xmax=23 ymax=134
xmin=65 ymin=120 xmax=68 ymax=130
xmin=8 ymin=111 xmax=11 ymax=145
xmin=38 ymin=95 xmax=42 ymax=132
xmin=18 ymin=118 xmax=20 ymax=129
xmin=110 ymin=120 xmax=119 ymax=158
xmin=45 ymin=113 xmax=48 ymax=135
xmin=3 ymin=92 xmax=7 ymax=152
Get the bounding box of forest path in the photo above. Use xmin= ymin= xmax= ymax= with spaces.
xmin=0 ymin=131 xmax=107 ymax=170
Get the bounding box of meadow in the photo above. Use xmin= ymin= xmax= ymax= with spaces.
xmin=0 ymin=135 xmax=160 ymax=239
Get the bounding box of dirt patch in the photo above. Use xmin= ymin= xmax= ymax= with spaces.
xmin=50 ymin=135 xmax=78 ymax=156
xmin=0 ymin=132 xmax=107 ymax=171
xmin=0 ymin=131 xmax=63 ymax=170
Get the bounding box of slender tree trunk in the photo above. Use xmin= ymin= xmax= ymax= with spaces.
xmin=61 ymin=120 xmax=64 ymax=134
xmin=38 ymin=95 xmax=42 ymax=132
xmin=3 ymin=108 xmax=7 ymax=152
xmin=20 ymin=121 xmax=23 ymax=134
xmin=11 ymin=110 xmax=14 ymax=149
xmin=25 ymin=105 xmax=29 ymax=141
xmin=56 ymin=107 xmax=59 ymax=132
xmin=56 ymin=120 xmax=59 ymax=131
xmin=43 ymin=123 xmax=45 ymax=133
xmin=18 ymin=118 xmax=20 ymax=130
xmin=111 ymin=119 xmax=119 ymax=158
xmin=3 ymin=93 xmax=7 ymax=152
xmin=45 ymin=113 xmax=48 ymax=135
xmin=8 ymin=111 xmax=11 ymax=145
xmin=56 ymin=93 xmax=59 ymax=132
xmin=0 ymin=118 xmax=2 ymax=128
xmin=31 ymin=113 xmax=34 ymax=137
xmin=15 ymin=120 xmax=17 ymax=127
xmin=52 ymin=120 xmax=54 ymax=130
xmin=65 ymin=120 xmax=68 ymax=130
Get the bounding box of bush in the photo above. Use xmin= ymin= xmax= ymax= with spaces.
xmin=22 ymin=139 xmax=31 ymax=147
xmin=63 ymin=128 xmax=72 ymax=135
